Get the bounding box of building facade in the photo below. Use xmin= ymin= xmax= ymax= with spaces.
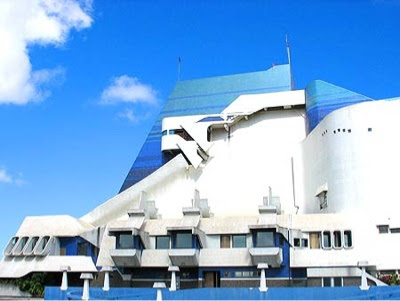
xmin=1 ymin=64 xmax=399 ymax=292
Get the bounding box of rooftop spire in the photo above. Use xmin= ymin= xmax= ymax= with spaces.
xmin=286 ymin=35 xmax=295 ymax=90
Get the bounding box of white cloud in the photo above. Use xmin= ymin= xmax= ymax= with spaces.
xmin=101 ymin=75 xmax=158 ymax=105
xmin=0 ymin=168 xmax=25 ymax=185
xmin=118 ymin=109 xmax=137 ymax=123
xmin=0 ymin=0 xmax=92 ymax=105
xmin=0 ymin=169 xmax=12 ymax=184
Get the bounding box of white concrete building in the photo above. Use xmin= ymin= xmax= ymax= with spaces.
xmin=0 ymin=64 xmax=398 ymax=290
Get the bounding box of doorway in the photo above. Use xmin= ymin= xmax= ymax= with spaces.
xmin=203 ymin=271 xmax=220 ymax=287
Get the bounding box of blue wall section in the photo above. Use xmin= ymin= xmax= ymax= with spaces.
xmin=45 ymin=286 xmax=400 ymax=300
xmin=59 ymin=237 xmax=98 ymax=264
xmin=119 ymin=65 xmax=292 ymax=192
xmin=305 ymin=80 xmax=373 ymax=134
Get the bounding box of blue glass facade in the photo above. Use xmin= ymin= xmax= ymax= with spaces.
xmin=305 ymin=80 xmax=373 ymax=134
xmin=119 ymin=65 xmax=292 ymax=192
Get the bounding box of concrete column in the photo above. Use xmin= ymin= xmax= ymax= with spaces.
xmin=80 ymin=273 xmax=94 ymax=300
xmin=60 ymin=266 xmax=70 ymax=291
xmin=153 ymin=282 xmax=166 ymax=301
xmin=358 ymin=261 xmax=370 ymax=290
xmin=257 ymin=263 xmax=268 ymax=292
xmin=101 ymin=266 xmax=113 ymax=291
xmin=168 ymin=266 xmax=180 ymax=291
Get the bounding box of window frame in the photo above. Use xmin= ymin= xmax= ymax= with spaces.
xmin=333 ymin=230 xmax=342 ymax=249
xmin=156 ymin=236 xmax=170 ymax=250
xmin=254 ymin=230 xmax=275 ymax=248
xmin=232 ymin=234 xmax=246 ymax=248
xmin=321 ymin=231 xmax=332 ymax=249
xmin=175 ymin=232 xmax=193 ymax=249
xmin=343 ymin=230 xmax=353 ymax=249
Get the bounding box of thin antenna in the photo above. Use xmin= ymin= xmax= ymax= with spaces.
xmin=177 ymin=57 xmax=182 ymax=81
xmin=286 ymin=35 xmax=295 ymax=90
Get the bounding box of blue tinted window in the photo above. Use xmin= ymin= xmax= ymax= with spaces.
xmin=232 ymin=235 xmax=246 ymax=248
xmin=175 ymin=233 xmax=192 ymax=248
xmin=256 ymin=231 xmax=274 ymax=247
xmin=156 ymin=236 xmax=170 ymax=249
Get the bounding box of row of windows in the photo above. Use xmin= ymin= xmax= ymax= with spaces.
xmin=321 ymin=127 xmax=373 ymax=137
xmin=298 ymin=231 xmax=353 ymax=250
xmin=220 ymin=235 xmax=246 ymax=248
xmin=323 ymin=277 xmax=343 ymax=287
xmin=321 ymin=230 xmax=353 ymax=249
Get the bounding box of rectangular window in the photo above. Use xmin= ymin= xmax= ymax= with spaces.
xmin=175 ymin=233 xmax=192 ymax=248
xmin=220 ymin=235 xmax=231 ymax=248
xmin=344 ymin=230 xmax=353 ymax=248
xmin=117 ymin=234 xmax=134 ymax=249
xmin=391 ymin=228 xmax=400 ymax=233
xmin=156 ymin=236 xmax=170 ymax=249
xmin=294 ymin=238 xmax=301 ymax=247
xmin=322 ymin=277 xmax=331 ymax=287
xmin=256 ymin=231 xmax=274 ymax=247
xmin=333 ymin=231 xmax=342 ymax=248
xmin=334 ymin=277 xmax=343 ymax=287
xmin=302 ymin=238 xmax=308 ymax=248
xmin=377 ymin=225 xmax=389 ymax=234
xmin=309 ymin=232 xmax=320 ymax=249
xmin=232 ymin=235 xmax=246 ymax=248
xmin=319 ymin=192 xmax=328 ymax=209
xmin=322 ymin=231 xmax=332 ymax=249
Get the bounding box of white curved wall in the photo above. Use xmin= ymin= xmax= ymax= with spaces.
xmin=300 ymin=100 xmax=400 ymax=219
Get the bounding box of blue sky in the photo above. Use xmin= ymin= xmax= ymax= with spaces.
xmin=0 ymin=0 xmax=399 ymax=252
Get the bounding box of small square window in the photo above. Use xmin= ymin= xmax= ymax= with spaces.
xmin=294 ymin=238 xmax=301 ymax=247
xmin=156 ymin=236 xmax=170 ymax=249
xmin=256 ymin=231 xmax=274 ymax=247
xmin=377 ymin=225 xmax=389 ymax=234
xmin=232 ymin=235 xmax=246 ymax=248
xmin=322 ymin=277 xmax=331 ymax=287
xmin=334 ymin=277 xmax=343 ymax=287
xmin=116 ymin=233 xmax=134 ymax=249
xmin=302 ymin=238 xmax=308 ymax=248
xmin=368 ymin=128 xmax=372 ymax=132
xmin=175 ymin=232 xmax=192 ymax=248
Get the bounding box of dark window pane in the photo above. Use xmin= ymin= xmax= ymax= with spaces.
xmin=378 ymin=225 xmax=389 ymax=234
xmin=156 ymin=236 xmax=170 ymax=249
xmin=323 ymin=277 xmax=331 ymax=287
xmin=344 ymin=231 xmax=352 ymax=248
xmin=333 ymin=231 xmax=342 ymax=248
xmin=334 ymin=277 xmax=342 ymax=287
xmin=256 ymin=231 xmax=274 ymax=247
xmin=176 ymin=233 xmax=192 ymax=248
xmin=118 ymin=234 xmax=134 ymax=249
xmin=232 ymin=235 xmax=246 ymax=248
xmin=323 ymin=231 xmax=331 ymax=248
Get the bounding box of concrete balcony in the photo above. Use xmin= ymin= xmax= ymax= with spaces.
xmin=110 ymin=249 xmax=141 ymax=267
xmin=168 ymin=249 xmax=200 ymax=267
xmin=249 ymin=247 xmax=283 ymax=268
